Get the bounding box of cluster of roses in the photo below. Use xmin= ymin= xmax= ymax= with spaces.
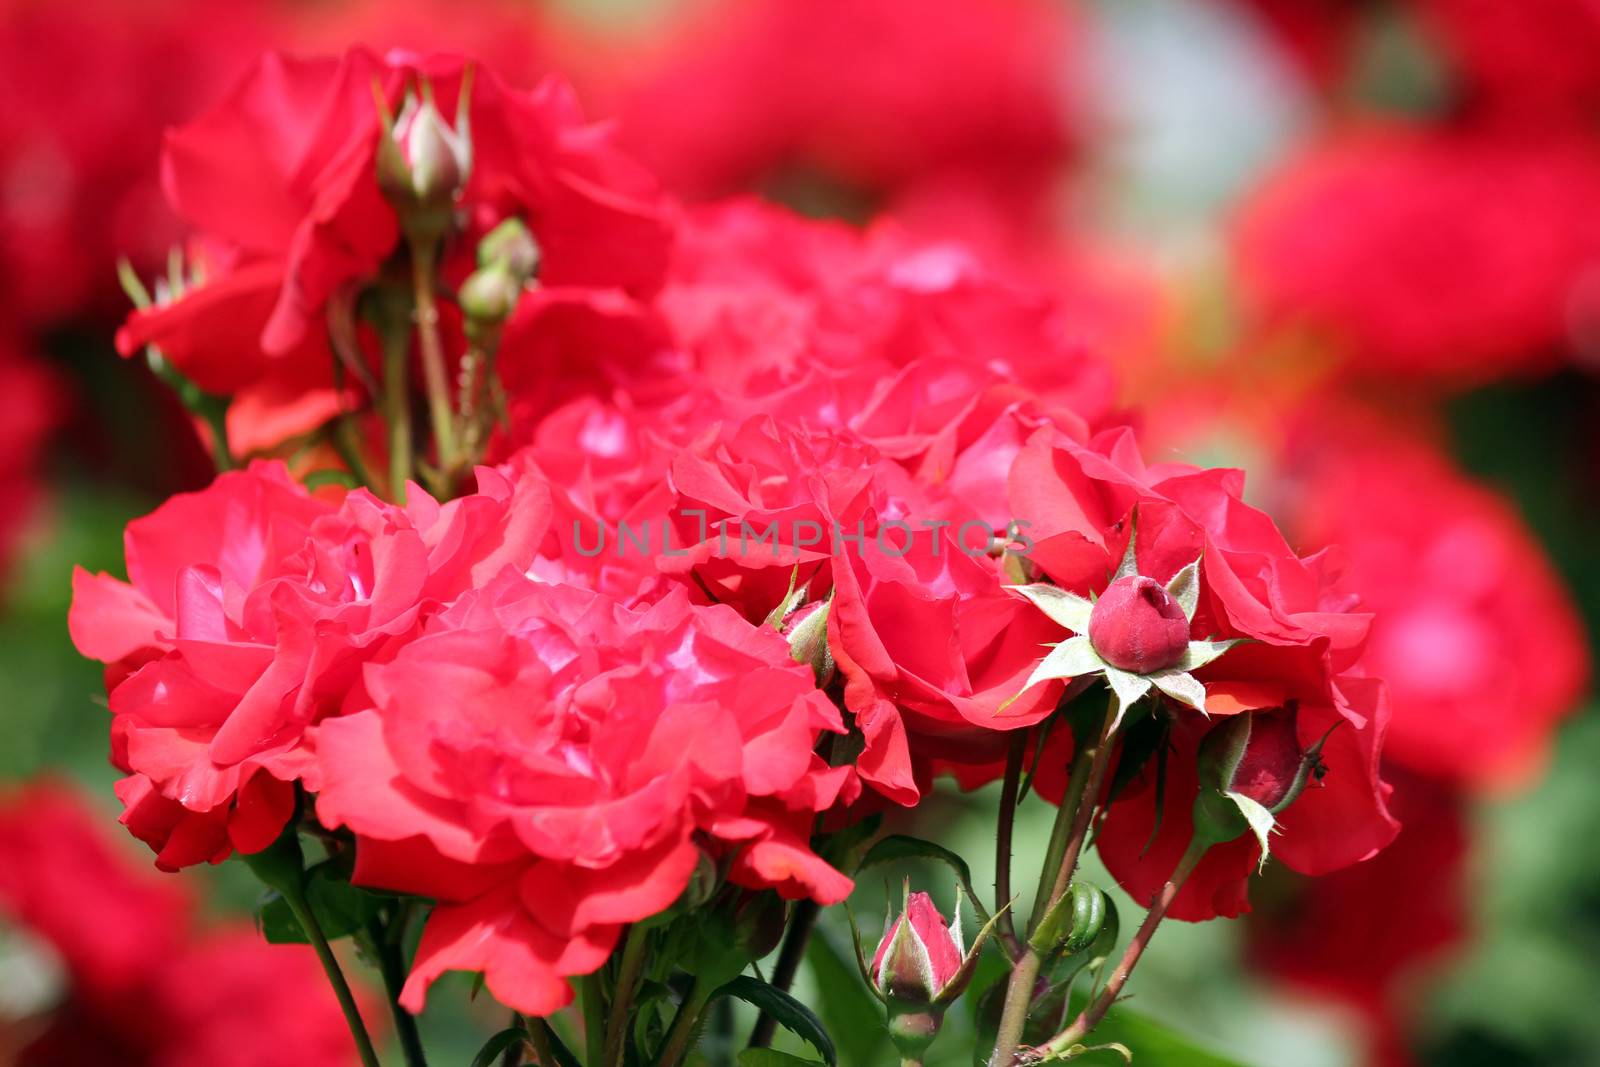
xmin=59 ymin=44 xmax=1409 ymax=1065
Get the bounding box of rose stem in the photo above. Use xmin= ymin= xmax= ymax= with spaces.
xmin=990 ymin=693 xmax=1120 ymax=1067
xmin=602 ymin=925 xmax=651 ymax=1067
xmin=1042 ymin=833 xmax=1210 ymax=1054
xmin=366 ymin=907 xmax=428 ymax=1067
xmin=282 ymin=888 xmax=382 ymax=1067
xmin=409 ymin=242 xmax=459 ymax=478
xmin=748 ymin=897 xmax=820 ymax=1048
xmin=995 ymin=731 xmax=1027 ymax=955
xmin=657 ymin=976 xmax=714 ymax=1067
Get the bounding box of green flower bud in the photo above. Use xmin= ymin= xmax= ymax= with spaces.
xmin=477 ymin=218 xmax=541 ymax=281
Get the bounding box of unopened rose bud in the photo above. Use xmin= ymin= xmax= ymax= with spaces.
xmin=872 ymin=892 xmax=965 ymax=1005
xmin=784 ymin=600 xmax=834 ymax=687
xmin=459 ymin=259 xmax=522 ymax=338
xmin=477 ymin=218 xmax=541 ymax=281
xmin=1193 ymin=702 xmax=1331 ymax=854
xmin=379 ymin=88 xmax=467 ymax=206
xmin=1221 ymin=703 xmax=1308 ymax=809
xmin=1088 ymin=574 xmax=1190 ymax=673
xmin=375 ymin=74 xmax=474 ymax=243
xmin=870 ymin=890 xmax=979 ymax=1061
xmin=732 ymin=892 xmax=788 ymax=961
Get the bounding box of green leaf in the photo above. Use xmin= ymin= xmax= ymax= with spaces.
xmin=255 ymin=862 xmax=387 ymax=944
xmin=1148 ymin=669 xmax=1207 ymax=714
xmin=1058 ymin=993 xmax=1253 ymax=1066
xmin=1227 ymin=791 xmax=1278 ymax=869
xmin=1177 ymin=639 xmax=1242 ymax=672
xmin=807 ymin=925 xmax=890 ymax=1064
xmin=738 ymin=1051 xmax=827 ymax=1067
xmin=1009 ymin=583 xmax=1095 ymax=633
xmin=1019 ymin=636 xmax=1105 ymax=693
xmin=1164 ymin=558 xmax=1202 ymax=622
xmin=857 ymin=834 xmax=991 ymax=927
xmin=469 ymin=1028 xmax=528 ymax=1067
xmin=712 ymin=975 xmax=837 ymax=1065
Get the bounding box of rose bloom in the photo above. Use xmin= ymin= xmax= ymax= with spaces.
xmin=313 ymin=572 xmax=853 ymax=1015
xmin=0 ymin=779 xmax=361 ymax=1066
xmin=115 ymin=46 xmax=671 ymax=454
xmin=68 ymin=460 xmax=550 ymax=868
xmin=1245 ymin=773 xmax=1470 ymax=1067
xmin=0 ymin=0 xmax=277 ymax=329
xmin=1284 ymin=415 xmax=1590 ymax=790
xmin=581 ymin=0 xmax=1078 ymax=238
xmin=1013 ymin=424 xmax=1396 ymax=919
xmin=1415 ymin=0 xmax=1600 ymax=119
xmin=1235 ymin=126 xmax=1600 ymax=385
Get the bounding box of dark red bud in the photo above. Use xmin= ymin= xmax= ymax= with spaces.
xmin=1227 ymin=704 xmax=1304 ymax=809
xmin=1088 ymin=575 xmax=1190 ymax=673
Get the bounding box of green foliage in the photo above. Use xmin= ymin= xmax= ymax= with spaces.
xmin=714 ymin=976 xmax=838 ymax=1065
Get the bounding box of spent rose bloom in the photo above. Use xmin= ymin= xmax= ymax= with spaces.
xmin=313 ymin=575 xmax=853 ymax=1015
xmin=68 ymin=460 xmax=550 ymax=868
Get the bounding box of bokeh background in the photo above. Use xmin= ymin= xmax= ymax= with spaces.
xmin=3 ymin=1 xmax=1598 ymax=1064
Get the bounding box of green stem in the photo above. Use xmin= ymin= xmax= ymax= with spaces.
xmin=1041 ymin=700 xmax=1120 ymax=918
xmin=748 ymin=898 xmax=819 ymax=1048
xmin=992 ymin=694 xmax=1120 ymax=1067
xmin=408 ymin=242 xmax=459 ymax=476
xmin=603 ymin=926 xmax=651 ymax=1067
xmin=657 ymin=979 xmax=713 ymax=1067
xmin=1027 ymin=731 xmax=1094 ymax=934
xmin=525 ymin=1016 xmax=556 ymax=1067
xmin=582 ymin=972 xmax=607 ymax=1067
xmin=283 ymin=889 xmax=382 ymax=1067
xmin=368 ymin=910 xmax=428 ymax=1067
xmin=995 ymin=732 xmax=1026 ymax=954
xmin=1043 ymin=834 xmax=1212 ymax=1053
xmin=380 ymin=316 xmax=413 ymax=500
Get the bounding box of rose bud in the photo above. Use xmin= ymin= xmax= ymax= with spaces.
xmin=864 ymin=888 xmax=995 ymax=1061
xmin=1087 ymin=575 xmax=1191 ymax=674
xmin=477 ymin=217 xmax=541 ymax=281
xmin=459 ymin=260 xmax=522 ymax=342
xmin=376 ymin=74 xmax=474 ymax=241
xmin=783 ymin=600 xmax=834 ymax=687
xmin=1192 ymin=702 xmax=1331 ymax=857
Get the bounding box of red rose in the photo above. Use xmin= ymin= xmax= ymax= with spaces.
xmin=596 ymin=0 xmax=1078 ymax=231
xmin=313 ymin=576 xmax=852 ymax=1016
xmin=68 ymin=460 xmax=550 ymax=868
xmin=1286 ymin=415 xmax=1590 ymax=789
xmin=0 ymin=780 xmax=361 ymax=1066
xmin=1236 ymin=127 xmax=1600 ymax=385
xmin=1245 ymin=772 xmax=1470 ymax=1067
xmin=115 ymin=47 xmax=671 ymax=449
xmin=1011 ymin=425 xmax=1397 ymax=918
xmin=1416 ymin=0 xmax=1600 ymax=118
